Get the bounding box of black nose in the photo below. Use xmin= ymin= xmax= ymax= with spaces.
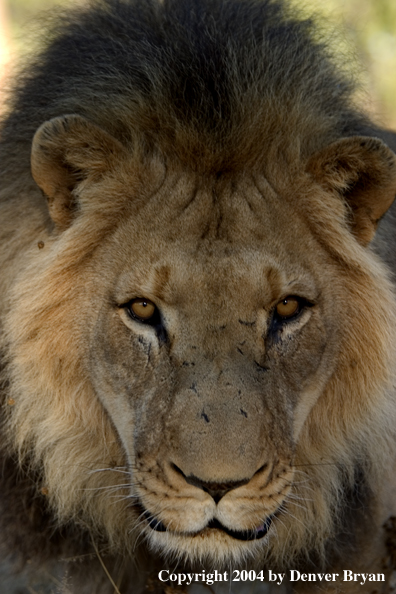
xmin=185 ymin=475 xmax=250 ymax=503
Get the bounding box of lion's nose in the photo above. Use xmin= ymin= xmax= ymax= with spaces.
xmin=184 ymin=474 xmax=251 ymax=503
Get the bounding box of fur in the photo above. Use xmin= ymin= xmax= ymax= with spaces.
xmin=1 ymin=0 xmax=396 ymax=592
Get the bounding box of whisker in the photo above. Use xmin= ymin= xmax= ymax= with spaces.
xmin=80 ymin=483 xmax=132 ymax=492
xmin=89 ymin=467 xmax=130 ymax=475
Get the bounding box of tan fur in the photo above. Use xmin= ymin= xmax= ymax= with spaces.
xmin=2 ymin=1 xmax=396 ymax=592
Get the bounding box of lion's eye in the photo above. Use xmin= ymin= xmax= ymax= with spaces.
xmin=128 ymin=298 xmax=156 ymax=322
xmin=275 ymin=296 xmax=301 ymax=320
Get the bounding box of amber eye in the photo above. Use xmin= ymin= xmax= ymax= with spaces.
xmin=275 ymin=296 xmax=301 ymax=320
xmin=128 ymin=298 xmax=156 ymax=322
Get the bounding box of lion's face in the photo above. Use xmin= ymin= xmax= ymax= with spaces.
xmin=7 ymin=115 xmax=396 ymax=567
xmin=80 ymin=164 xmax=341 ymax=561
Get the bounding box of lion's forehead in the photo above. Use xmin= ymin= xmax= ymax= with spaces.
xmin=103 ymin=171 xmax=322 ymax=306
xmin=111 ymin=167 xmax=311 ymax=246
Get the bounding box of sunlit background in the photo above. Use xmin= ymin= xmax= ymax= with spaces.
xmin=1 ymin=0 xmax=396 ymax=128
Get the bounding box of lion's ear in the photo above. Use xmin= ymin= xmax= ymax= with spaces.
xmin=31 ymin=114 xmax=126 ymax=230
xmin=306 ymin=136 xmax=396 ymax=245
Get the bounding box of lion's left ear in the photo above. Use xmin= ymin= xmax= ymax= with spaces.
xmin=306 ymin=136 xmax=396 ymax=245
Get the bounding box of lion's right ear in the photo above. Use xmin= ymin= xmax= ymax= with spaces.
xmin=31 ymin=114 xmax=127 ymax=230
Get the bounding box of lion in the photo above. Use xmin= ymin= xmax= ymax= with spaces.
xmin=1 ymin=0 xmax=396 ymax=592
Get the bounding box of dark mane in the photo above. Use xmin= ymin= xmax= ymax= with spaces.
xmin=0 ymin=0 xmax=372 ymax=181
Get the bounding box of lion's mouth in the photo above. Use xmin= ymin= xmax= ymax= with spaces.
xmin=143 ymin=510 xmax=272 ymax=541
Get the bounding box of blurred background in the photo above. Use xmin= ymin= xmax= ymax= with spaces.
xmin=1 ymin=0 xmax=396 ymax=128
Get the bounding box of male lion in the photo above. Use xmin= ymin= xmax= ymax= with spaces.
xmin=1 ymin=0 xmax=396 ymax=592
